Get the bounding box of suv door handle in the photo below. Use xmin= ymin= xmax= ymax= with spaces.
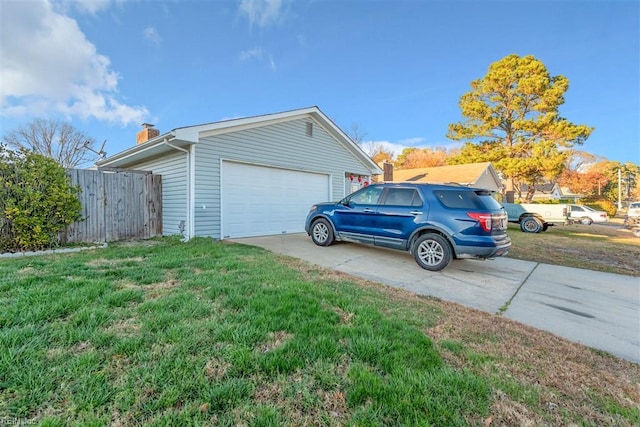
xmin=363 ymin=208 xmax=374 ymax=213
xmin=410 ymin=211 xmax=423 ymax=215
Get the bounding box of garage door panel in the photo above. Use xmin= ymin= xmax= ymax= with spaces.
xmin=222 ymin=162 xmax=329 ymax=238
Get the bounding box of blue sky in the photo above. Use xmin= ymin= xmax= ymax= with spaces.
xmin=1 ymin=0 xmax=639 ymax=167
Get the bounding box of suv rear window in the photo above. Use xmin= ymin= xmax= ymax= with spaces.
xmin=434 ymin=189 xmax=501 ymax=210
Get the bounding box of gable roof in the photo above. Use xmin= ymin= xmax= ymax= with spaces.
xmin=557 ymin=186 xmax=584 ymax=198
xmin=391 ymin=162 xmax=500 ymax=187
xmin=528 ymin=183 xmax=584 ymax=200
xmin=97 ymin=106 xmax=381 ymax=173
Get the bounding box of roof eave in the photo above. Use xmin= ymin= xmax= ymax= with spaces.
xmin=308 ymin=108 xmax=382 ymax=175
xmin=96 ymin=106 xmax=382 ymax=174
xmin=96 ymin=130 xmax=198 ymax=169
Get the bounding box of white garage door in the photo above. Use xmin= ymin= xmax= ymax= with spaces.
xmin=222 ymin=162 xmax=330 ymax=238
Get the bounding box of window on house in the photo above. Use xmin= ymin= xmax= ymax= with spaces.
xmin=306 ymin=122 xmax=313 ymax=137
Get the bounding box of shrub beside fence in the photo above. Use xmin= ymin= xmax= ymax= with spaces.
xmin=1 ymin=151 xmax=82 ymax=252
xmin=64 ymin=168 xmax=162 ymax=243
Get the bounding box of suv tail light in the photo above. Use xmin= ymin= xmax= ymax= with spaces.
xmin=467 ymin=212 xmax=492 ymax=232
xmin=467 ymin=212 xmax=508 ymax=232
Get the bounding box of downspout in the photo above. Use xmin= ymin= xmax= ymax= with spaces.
xmin=163 ymin=137 xmax=194 ymax=241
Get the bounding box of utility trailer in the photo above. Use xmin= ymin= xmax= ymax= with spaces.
xmin=502 ymin=203 xmax=569 ymax=233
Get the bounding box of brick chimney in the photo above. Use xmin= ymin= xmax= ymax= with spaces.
xmin=137 ymin=123 xmax=160 ymax=144
xmin=383 ymin=161 xmax=394 ymax=181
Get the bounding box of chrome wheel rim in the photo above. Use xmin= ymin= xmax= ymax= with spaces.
xmin=523 ymin=219 xmax=538 ymax=232
xmin=313 ymin=223 xmax=328 ymax=243
xmin=417 ymin=240 xmax=444 ymax=266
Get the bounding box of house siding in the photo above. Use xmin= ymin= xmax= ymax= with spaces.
xmin=126 ymin=151 xmax=188 ymax=237
xmin=193 ymin=117 xmax=372 ymax=238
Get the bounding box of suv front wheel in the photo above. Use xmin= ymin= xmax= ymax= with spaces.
xmin=412 ymin=234 xmax=452 ymax=271
xmin=310 ymin=218 xmax=334 ymax=246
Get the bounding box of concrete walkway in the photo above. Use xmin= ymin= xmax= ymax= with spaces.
xmin=232 ymin=233 xmax=640 ymax=364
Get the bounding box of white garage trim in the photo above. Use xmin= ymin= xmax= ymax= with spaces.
xmin=221 ymin=160 xmax=331 ymax=239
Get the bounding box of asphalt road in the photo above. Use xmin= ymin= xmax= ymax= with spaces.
xmin=232 ymin=233 xmax=640 ymax=364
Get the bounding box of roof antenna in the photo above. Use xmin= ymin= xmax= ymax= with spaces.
xmin=83 ymin=139 xmax=107 ymax=159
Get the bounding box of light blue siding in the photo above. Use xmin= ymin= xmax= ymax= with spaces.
xmin=129 ymin=151 xmax=188 ymax=237
xmin=194 ymin=118 xmax=372 ymax=238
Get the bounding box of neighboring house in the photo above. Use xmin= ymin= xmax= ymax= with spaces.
xmin=528 ymin=184 xmax=584 ymax=202
xmin=527 ymin=182 xmax=555 ymax=200
xmin=556 ymin=186 xmax=584 ymax=202
xmin=96 ymin=107 xmax=381 ymax=240
xmin=388 ymin=162 xmax=503 ymax=193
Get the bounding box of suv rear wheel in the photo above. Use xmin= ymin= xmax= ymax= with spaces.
xmin=412 ymin=234 xmax=452 ymax=271
xmin=310 ymin=218 xmax=334 ymax=246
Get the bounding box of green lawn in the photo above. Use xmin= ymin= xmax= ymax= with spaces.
xmin=506 ymin=222 xmax=640 ymax=276
xmin=1 ymin=237 xmax=638 ymax=426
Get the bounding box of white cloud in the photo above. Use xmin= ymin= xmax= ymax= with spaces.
xmin=240 ymin=47 xmax=264 ymax=61
xmin=240 ymin=47 xmax=276 ymax=70
xmin=362 ymin=138 xmax=462 ymax=159
xmin=397 ymin=137 xmax=427 ymax=147
xmin=0 ymin=0 xmax=148 ymax=126
xmin=143 ymin=26 xmax=162 ymax=45
xmin=238 ymin=0 xmax=286 ymax=29
xmin=364 ymin=140 xmax=410 ymax=158
xmin=363 ymin=138 xmax=428 ymax=158
xmin=67 ymin=0 xmax=114 ymax=15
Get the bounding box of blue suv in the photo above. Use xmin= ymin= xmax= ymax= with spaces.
xmin=304 ymin=182 xmax=510 ymax=271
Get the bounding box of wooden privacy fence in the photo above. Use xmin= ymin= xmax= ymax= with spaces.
xmin=65 ymin=168 xmax=162 ymax=243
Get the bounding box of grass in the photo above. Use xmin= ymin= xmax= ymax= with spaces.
xmin=1 ymin=237 xmax=638 ymax=426
xmin=506 ymin=221 xmax=640 ymax=276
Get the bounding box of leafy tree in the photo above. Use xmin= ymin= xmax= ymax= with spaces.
xmin=371 ymin=148 xmax=394 ymax=164
xmin=447 ymin=54 xmax=593 ymax=201
xmin=0 ymin=146 xmax=82 ymax=252
xmin=559 ymin=160 xmax=610 ymax=197
xmin=599 ymin=161 xmax=640 ymax=205
xmin=2 ymin=118 xmax=103 ymax=168
xmin=395 ymin=148 xmax=417 ymax=168
xmin=395 ymin=147 xmax=449 ymax=169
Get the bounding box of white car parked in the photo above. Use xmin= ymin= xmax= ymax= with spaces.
xmin=568 ymin=204 xmax=609 ymax=225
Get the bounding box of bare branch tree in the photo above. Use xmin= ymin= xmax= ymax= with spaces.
xmin=348 ymin=122 xmax=389 ymax=160
xmin=2 ymin=119 xmax=101 ymax=168
xmin=348 ymin=122 xmax=367 ymax=145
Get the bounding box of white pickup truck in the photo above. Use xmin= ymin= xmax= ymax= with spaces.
xmin=502 ymin=203 xmax=569 ymax=233
xmin=502 ymin=202 xmax=609 ymax=232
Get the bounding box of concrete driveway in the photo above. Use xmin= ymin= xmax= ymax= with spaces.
xmin=232 ymin=233 xmax=640 ymax=364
